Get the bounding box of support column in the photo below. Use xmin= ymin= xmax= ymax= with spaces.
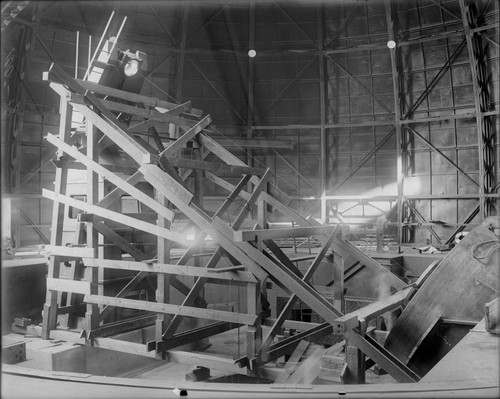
xmin=41 ymin=96 xmax=72 ymax=340
xmin=246 ymin=280 xmax=262 ymax=376
xmin=85 ymin=120 xmax=99 ymax=342
xmin=385 ymin=0 xmax=405 ymax=244
xmin=318 ymin=5 xmax=329 ymax=224
xmin=458 ymin=0 xmax=495 ymax=219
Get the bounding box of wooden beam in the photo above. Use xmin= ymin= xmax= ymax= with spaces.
xmin=332 ymin=286 xmax=415 ymax=333
xmin=285 ymin=347 xmax=327 ymax=384
xmin=46 ymin=278 xmax=91 ymax=295
xmin=141 ymin=163 xmax=342 ymax=325
xmin=89 ymin=315 xmax=157 ymax=339
xmin=45 ymin=133 xmax=175 ymax=221
xmin=345 ymin=328 xmax=420 ymax=383
xmin=67 ymin=93 xmax=197 ymax=130
xmin=83 ymin=258 xmax=257 ymax=283
xmin=47 ymin=79 xmax=153 ymax=165
xmin=259 ymin=228 xmax=339 ymax=358
xmin=84 ymin=295 xmax=257 ymax=325
xmin=332 ymin=236 xmax=406 ymax=290
xmin=44 ymin=245 xmax=94 ymax=259
xmin=42 ymin=189 xmax=185 ymax=244
xmin=43 ymin=72 xmax=201 ymax=115
xmin=163 ymin=156 xmax=267 ymax=177
xmin=200 ymin=134 xmax=292 ymax=206
xmin=159 ymin=115 xmax=211 ymax=157
xmin=234 ymin=225 xmax=336 ymax=242
xmin=156 ymin=321 xmax=242 ymax=352
xmin=212 ymin=138 xmax=294 ymax=149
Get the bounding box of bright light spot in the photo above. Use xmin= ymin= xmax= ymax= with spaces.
xmin=248 ymin=49 xmax=257 ymax=58
xmin=124 ymin=59 xmax=140 ymax=76
xmin=186 ymin=233 xmax=196 ymax=242
xmin=387 ymin=40 xmax=396 ymax=49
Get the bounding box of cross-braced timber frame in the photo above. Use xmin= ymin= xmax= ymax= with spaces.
xmin=40 ymin=61 xmax=407 ymax=376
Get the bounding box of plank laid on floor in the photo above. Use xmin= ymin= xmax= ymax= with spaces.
xmin=274 ymin=340 xmax=310 ymax=383
xmin=285 ymin=347 xmax=327 ymax=384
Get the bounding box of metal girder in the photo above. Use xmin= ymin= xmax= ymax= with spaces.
xmin=274 ymin=2 xmax=316 ymax=45
xmin=189 ymin=59 xmax=246 ymax=124
xmin=326 ymin=54 xmax=394 ymax=115
xmin=263 ymin=55 xmax=318 ymax=115
xmin=402 ymin=39 xmax=467 ymax=120
xmin=385 ymin=0 xmax=405 ymax=244
xmin=405 ymin=125 xmax=479 ymax=188
xmin=404 ymin=200 xmax=442 ymax=244
xmin=459 ymin=0 xmax=496 ymax=218
xmin=329 ymin=128 xmax=396 ymax=193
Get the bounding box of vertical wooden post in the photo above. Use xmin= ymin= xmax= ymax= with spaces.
xmin=41 ymin=96 xmax=72 ymax=340
xmin=155 ymin=192 xmax=172 ymax=358
xmin=333 ymin=256 xmax=345 ymax=313
xmin=247 ymin=280 xmax=262 ymax=376
xmin=343 ymin=337 xmax=366 ymax=384
xmin=85 ymin=120 xmax=99 ymax=341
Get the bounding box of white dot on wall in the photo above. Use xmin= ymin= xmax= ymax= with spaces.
xmin=248 ymin=49 xmax=257 ymax=58
xmin=387 ymin=40 xmax=396 ymax=49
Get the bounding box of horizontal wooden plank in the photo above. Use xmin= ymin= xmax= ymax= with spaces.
xmin=82 ymin=258 xmax=257 ymax=283
xmin=213 ymin=138 xmax=294 ymax=149
xmin=43 ymin=245 xmax=94 ymax=259
xmin=234 ymin=225 xmax=337 ymax=242
xmin=42 ymin=189 xmax=186 ymax=245
xmin=164 ymin=156 xmax=267 ymax=177
xmin=47 ymin=278 xmax=92 ymax=295
xmin=84 ymin=295 xmax=258 ymax=325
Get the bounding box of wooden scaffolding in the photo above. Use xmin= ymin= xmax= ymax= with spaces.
xmin=40 ymin=62 xmax=409 ymax=376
